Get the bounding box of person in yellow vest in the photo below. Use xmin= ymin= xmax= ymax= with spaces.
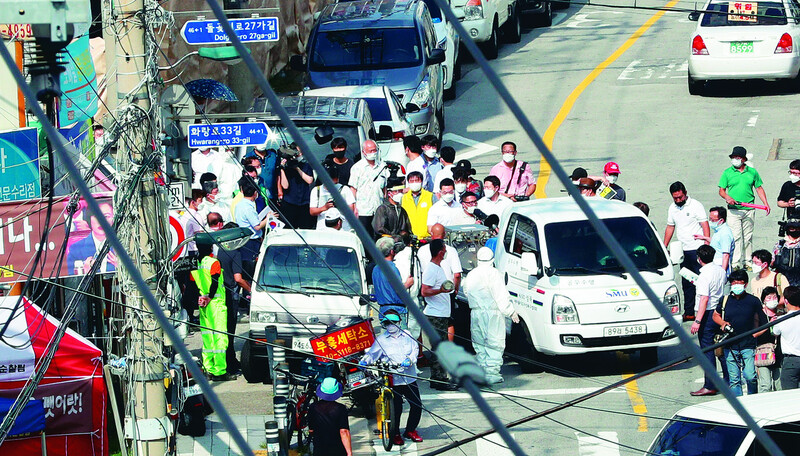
xmin=191 ymin=242 xmax=237 ymax=381
xmin=401 ymin=171 xmax=434 ymax=239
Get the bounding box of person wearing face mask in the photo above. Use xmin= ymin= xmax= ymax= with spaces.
xmin=420 ymin=239 xmax=459 ymax=390
xmin=773 ymin=286 xmax=800 ymax=390
xmin=453 ymin=160 xmax=482 ymax=199
xmin=192 ymin=146 xmax=220 ymax=186
xmin=309 ymin=165 xmax=356 ymax=231
xmin=463 ymin=247 xmax=520 ymax=384
xmin=757 ymin=286 xmax=783 ymax=392
xmin=432 ymin=146 xmax=456 ymax=192
xmin=712 ymin=269 xmax=768 ymax=397
xmin=478 ymin=175 xmax=513 ymax=218
xmin=404 ymin=135 xmax=428 ymax=188
xmin=694 ymin=207 xmax=735 ymax=277
xmin=401 ymin=171 xmax=434 ymax=238
xmin=372 ymin=237 xmax=415 ymax=326
xmin=776 ymin=159 xmax=800 ymax=221
xmin=426 ymin=178 xmax=461 ymax=232
xmin=773 ymin=219 xmax=800 ymax=286
xmin=602 ymin=162 xmax=626 ymax=202
xmin=421 ymin=135 xmax=443 ymax=191
xmin=372 ymin=179 xmax=412 ymax=239
xmin=719 ymin=146 xmax=771 ymax=271
xmin=453 ymin=192 xmax=479 ymax=226
xmin=749 ymin=250 xmax=788 ymax=298
xmin=245 ymin=145 xmax=280 ymax=203
xmin=279 ymin=143 xmax=315 ymax=229
xmin=418 ymin=224 xmax=464 ymax=348
xmin=360 ymin=310 xmax=424 ymax=445
xmin=664 ymin=181 xmax=710 ymax=322
xmin=490 ymin=141 xmax=536 ymax=201
xmin=197 ymin=172 xmax=232 ymax=225
xmin=350 ymin=140 xmax=389 ymax=239
xmin=324 ymin=137 xmax=354 ymax=185
xmin=231 ymin=157 xmax=268 ymax=220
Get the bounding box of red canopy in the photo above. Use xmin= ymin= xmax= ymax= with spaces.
xmin=0 ymin=296 xmax=107 ymax=455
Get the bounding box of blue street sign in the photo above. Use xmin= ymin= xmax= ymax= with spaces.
xmin=180 ymin=17 xmax=279 ymax=45
xmin=187 ymin=122 xmax=271 ymax=148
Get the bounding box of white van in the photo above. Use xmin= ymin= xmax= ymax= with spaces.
xmin=242 ymin=229 xmax=369 ymax=382
xmin=647 ymin=389 xmax=800 ymax=455
xmin=493 ymin=197 xmax=682 ymax=371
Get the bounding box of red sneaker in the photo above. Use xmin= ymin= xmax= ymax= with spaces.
xmin=392 ymin=434 xmax=405 ymax=446
xmin=403 ymin=430 xmax=423 ymax=442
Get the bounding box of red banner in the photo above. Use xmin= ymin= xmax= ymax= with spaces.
xmin=310 ymin=320 xmax=375 ymax=361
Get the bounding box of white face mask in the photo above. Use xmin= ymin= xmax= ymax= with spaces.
xmin=455 ymin=183 xmax=467 ymax=193
xmin=572 ymin=180 xmax=580 ymax=185
xmin=385 ymin=323 xmax=400 ymax=334
xmin=751 ymin=262 xmax=765 ymax=274
xmin=484 ymin=188 xmax=496 ymax=199
xmin=391 ymin=192 xmax=403 ymax=203
xmin=606 ymin=174 xmax=618 ymax=184
xmin=791 ymin=174 xmax=800 ymax=184
xmin=441 ymin=193 xmax=455 ymax=203
xmin=365 ymin=152 xmax=377 ymax=161
xmin=465 ymin=205 xmax=475 ymax=214
xmin=765 ymin=299 xmax=779 ymax=310
xmin=424 ymin=148 xmax=437 ymax=159
xmin=731 ymin=158 xmax=743 ymax=168
xmin=408 ymin=182 xmax=422 ymax=192
xmin=502 ymin=153 xmax=515 ymax=163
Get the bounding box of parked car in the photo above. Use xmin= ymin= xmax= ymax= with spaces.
xmin=687 ymin=0 xmax=800 ymax=95
xmin=451 ymin=0 xmax=521 ymax=59
xmin=520 ymin=0 xmax=553 ymax=27
xmin=292 ymin=0 xmax=446 ymax=140
xmin=421 ymin=0 xmax=461 ymax=99
xmin=302 ymin=85 xmax=414 ymax=164
xmin=647 ymin=389 xmax=800 ymax=455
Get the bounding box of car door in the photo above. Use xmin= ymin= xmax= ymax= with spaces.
xmin=419 ymin=4 xmax=443 ymax=113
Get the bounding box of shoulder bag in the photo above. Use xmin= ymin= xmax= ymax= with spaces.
xmin=713 ymin=296 xmax=729 ymax=357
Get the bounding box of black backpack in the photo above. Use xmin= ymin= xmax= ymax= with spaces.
xmin=774 ymin=240 xmax=800 ymax=274
xmin=178 ymin=394 xmax=209 ymax=437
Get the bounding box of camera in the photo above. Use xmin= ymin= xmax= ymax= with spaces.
xmin=514 ymin=195 xmax=530 ymax=202
xmin=277 ymin=144 xmax=300 ymax=170
xmin=722 ymin=324 xmax=733 ymax=334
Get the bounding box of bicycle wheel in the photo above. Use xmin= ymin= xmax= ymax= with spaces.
xmin=285 ymin=401 xmax=298 ymax=448
xmin=297 ymin=395 xmax=315 ymax=450
xmin=380 ymin=389 xmax=396 ymax=452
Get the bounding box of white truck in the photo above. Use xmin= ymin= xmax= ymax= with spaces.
xmin=242 ymin=229 xmax=369 ymax=382
xmin=492 ymin=198 xmax=682 ymax=371
xmin=451 ymin=0 xmax=521 ymax=59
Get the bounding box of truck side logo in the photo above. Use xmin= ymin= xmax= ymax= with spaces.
xmin=615 ymin=304 xmax=630 ymax=313
xmin=630 ymin=288 xmax=640 ymax=296
xmin=606 ymin=289 xmax=628 ymax=298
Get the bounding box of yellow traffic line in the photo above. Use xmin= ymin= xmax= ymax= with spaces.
xmin=618 ymin=353 xmax=649 ymax=432
xmin=533 ymin=0 xmax=681 ymax=199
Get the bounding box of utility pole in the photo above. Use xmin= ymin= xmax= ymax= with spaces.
xmin=109 ymin=0 xmax=171 ymax=453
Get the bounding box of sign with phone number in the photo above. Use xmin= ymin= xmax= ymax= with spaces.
xmin=728 ymin=2 xmax=758 ymax=22
xmin=0 ymin=24 xmax=33 ymax=40
xmin=310 ymin=320 xmax=375 ymax=361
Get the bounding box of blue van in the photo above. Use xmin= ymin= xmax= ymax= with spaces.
xmin=291 ymin=0 xmax=447 ymax=139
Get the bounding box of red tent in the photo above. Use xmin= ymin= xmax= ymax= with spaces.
xmin=0 ymin=296 xmax=107 ymax=455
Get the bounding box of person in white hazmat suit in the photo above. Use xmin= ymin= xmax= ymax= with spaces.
xmin=463 ymin=247 xmax=519 ymax=384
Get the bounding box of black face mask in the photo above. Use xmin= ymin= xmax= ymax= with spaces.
xmin=675 ymin=199 xmax=686 ymax=207
xmin=333 ymin=149 xmax=346 ymax=159
xmin=789 ymin=230 xmax=800 ymax=238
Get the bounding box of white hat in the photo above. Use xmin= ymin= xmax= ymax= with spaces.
xmin=255 ymin=144 xmax=267 ymax=152
xmin=477 ymin=247 xmax=494 ymax=262
xmin=324 ymin=208 xmax=342 ymax=221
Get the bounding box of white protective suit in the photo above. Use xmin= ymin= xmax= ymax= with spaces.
xmin=463 ymin=249 xmax=516 ymax=382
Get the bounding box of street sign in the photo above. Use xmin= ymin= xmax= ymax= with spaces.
xmin=187 ymin=122 xmax=271 ymax=148
xmin=168 ymin=182 xmax=187 ymax=210
xmin=169 ymin=215 xmax=185 ymax=262
xmin=180 ymin=17 xmax=279 ymax=45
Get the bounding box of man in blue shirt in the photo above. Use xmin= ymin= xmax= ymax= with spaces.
xmin=235 ymin=182 xmax=268 ymax=265
xmin=372 ymin=237 xmax=414 ymax=327
xmin=696 ymin=206 xmax=735 ymax=277
xmin=245 ymin=145 xmax=279 ymax=202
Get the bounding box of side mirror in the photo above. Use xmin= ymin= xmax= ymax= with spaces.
xmin=359 ymin=296 xmax=371 ymax=306
xmin=289 ymin=54 xmax=306 ymax=72
xmin=314 ymin=125 xmax=334 ymax=144
xmin=405 ymin=103 xmax=421 ymax=113
xmin=376 ymin=125 xmax=393 ymax=141
xmin=428 ymin=48 xmax=446 ymax=65
xmin=668 ymin=242 xmax=684 ymax=265
xmin=688 ymin=11 xmax=700 ymax=21
xmin=520 ymin=252 xmax=540 ymax=276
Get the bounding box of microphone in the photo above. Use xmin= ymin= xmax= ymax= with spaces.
xmin=473 ymin=208 xmax=488 ymax=221
xmin=484 ymin=214 xmax=500 ymax=231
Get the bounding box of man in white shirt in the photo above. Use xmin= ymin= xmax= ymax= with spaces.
xmin=689 ymin=244 xmax=729 ymax=397
xmin=309 ymin=166 xmax=356 ymax=231
xmin=192 ymin=147 xmax=219 ymax=186
xmin=450 ymin=192 xmax=479 ymax=226
xmin=404 ymin=136 xmax=427 ymax=189
xmin=197 ymin=174 xmax=232 ymax=225
xmin=775 ymin=286 xmax=800 ymax=389
xmin=663 ymin=181 xmax=710 ymax=321
xmin=478 ymin=175 xmax=513 ymax=218
xmin=432 ymin=146 xmax=456 ymax=193
xmin=420 ymin=239 xmax=458 ymax=391
xmin=426 ymin=179 xmax=461 ymax=231
xmin=350 ymin=140 xmax=388 ymax=238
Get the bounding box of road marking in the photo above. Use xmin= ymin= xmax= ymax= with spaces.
xmin=747 ymin=110 xmax=760 ymax=127
xmin=373 ymin=441 xmax=418 ymax=455
xmin=617 ymin=353 xmax=648 ymax=432
xmin=576 ymin=431 xmax=621 ymax=456
xmin=442 ymin=132 xmax=498 ymax=160
xmin=476 ymin=433 xmax=516 ymax=455
xmin=534 ymin=0 xmax=681 ymax=198
xmin=565 ymin=11 xmax=623 ymax=28
xmin=421 ymin=387 xmax=627 ymax=401
xmin=617 ymin=59 xmax=689 ymax=81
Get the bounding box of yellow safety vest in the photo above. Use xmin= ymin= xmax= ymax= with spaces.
xmin=401 ymin=190 xmax=433 ymax=238
xmin=190 ymin=256 xmax=225 ymax=307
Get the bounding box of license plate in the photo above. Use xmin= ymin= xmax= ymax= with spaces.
xmin=183 ymin=384 xmax=202 ymax=397
xmin=347 ymin=370 xmax=365 ymax=387
xmin=730 ymin=41 xmax=754 ymax=54
xmin=603 ymin=324 xmax=646 ymax=337
xmin=292 ymin=337 xmax=312 ymax=352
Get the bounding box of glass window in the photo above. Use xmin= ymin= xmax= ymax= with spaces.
xmin=257 ymin=245 xmax=363 ymax=296
xmin=503 ymin=213 xmax=539 ymax=256
xmin=310 ymin=28 xmax=422 ymax=71
xmin=363 ymin=98 xmax=392 ymax=122
xmin=543 ymin=217 xmax=668 ymax=273
xmin=648 ymin=417 xmax=748 ymax=456
xmin=746 ymin=421 xmax=800 ymax=455
xmin=701 ymin=2 xmax=787 ymax=26
xmin=264 ymin=122 xmax=362 ymax=162
xmin=421 ymin=0 xmax=443 ymax=21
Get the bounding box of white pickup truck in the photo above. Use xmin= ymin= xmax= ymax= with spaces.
xmin=451 ymin=0 xmax=521 ymax=59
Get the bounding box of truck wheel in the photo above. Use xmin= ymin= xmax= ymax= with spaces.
xmin=639 ymin=347 xmax=658 ymax=368
xmin=480 ymin=19 xmax=500 ymax=60
xmin=444 ymin=80 xmax=456 ymax=100
xmin=503 ymin=6 xmax=522 ymax=43
xmin=510 ymin=320 xmax=543 ymax=373
xmin=538 ymin=1 xmax=553 ymax=27
xmin=241 ymin=341 xmax=269 ymax=383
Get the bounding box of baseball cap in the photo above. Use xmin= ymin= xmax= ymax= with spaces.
xmin=569 ymin=167 xmax=588 ymax=180
xmin=729 ymin=146 xmax=747 ymax=159
xmin=604 ymin=162 xmax=621 ymax=174
xmin=324 ymin=208 xmax=342 ymax=222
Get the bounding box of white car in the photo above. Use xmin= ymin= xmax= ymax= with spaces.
xmin=452 ymin=0 xmax=521 ymax=60
xmin=422 ymin=0 xmax=461 ymax=99
xmin=688 ymin=0 xmax=800 ymax=95
xmin=302 ymin=85 xmax=413 ymax=164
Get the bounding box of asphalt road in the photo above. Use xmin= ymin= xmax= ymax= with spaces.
xmin=200 ymin=1 xmax=800 ymax=454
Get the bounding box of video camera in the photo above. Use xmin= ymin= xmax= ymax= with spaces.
xmin=277 ymin=143 xmax=301 ymax=170
xmin=514 ymin=195 xmax=531 ymax=202
xmin=383 ymin=161 xmax=405 ymax=188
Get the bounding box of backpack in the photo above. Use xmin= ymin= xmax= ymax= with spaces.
xmin=774 ymin=240 xmax=800 ymax=274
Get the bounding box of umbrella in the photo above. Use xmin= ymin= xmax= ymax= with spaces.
xmin=185 ymin=78 xmax=238 ymax=102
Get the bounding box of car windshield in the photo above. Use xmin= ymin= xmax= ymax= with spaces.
xmin=544 ymin=217 xmax=668 ymax=273
xmin=257 ymin=245 xmax=362 ymax=296
xmin=701 ymin=2 xmax=787 ymax=26
xmin=648 ymin=417 xmax=748 ymax=455
xmin=311 ymin=28 xmax=422 ymax=71
xmin=264 ymin=122 xmax=362 ymax=162
xmin=363 ymin=97 xmax=392 ymax=121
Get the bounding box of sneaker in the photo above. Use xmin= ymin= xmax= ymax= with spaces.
xmin=392 ymin=434 xmax=405 ymax=446
xmin=486 ymin=375 xmax=504 ymax=384
xmin=403 ymin=430 xmax=423 ymax=442
xmin=212 ymin=373 xmax=238 ymax=381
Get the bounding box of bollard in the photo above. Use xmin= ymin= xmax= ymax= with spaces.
xmin=273 ymin=372 xmax=290 ymax=399
xmin=264 ymin=326 xmax=278 ymax=384
xmin=265 ymin=420 xmax=280 ymax=456
xmin=273 ymin=395 xmax=289 ymax=455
